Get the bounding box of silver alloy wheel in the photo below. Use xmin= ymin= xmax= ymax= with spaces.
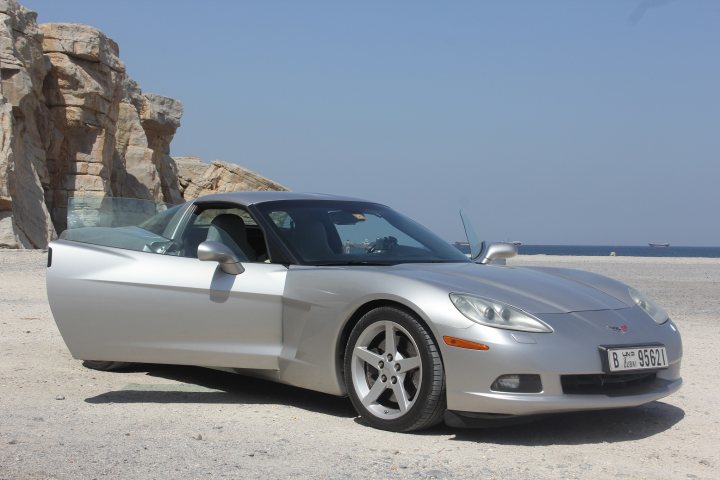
xmin=350 ymin=320 xmax=423 ymax=420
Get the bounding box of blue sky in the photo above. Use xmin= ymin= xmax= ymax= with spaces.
xmin=24 ymin=1 xmax=719 ymax=245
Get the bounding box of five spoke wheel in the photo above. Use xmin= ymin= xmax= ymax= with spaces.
xmin=351 ymin=321 xmax=423 ymax=419
xmin=344 ymin=307 xmax=446 ymax=432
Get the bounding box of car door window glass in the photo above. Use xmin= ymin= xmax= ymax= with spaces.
xmin=173 ymin=207 xmax=269 ymax=262
xmin=62 ymin=199 xmax=186 ymax=254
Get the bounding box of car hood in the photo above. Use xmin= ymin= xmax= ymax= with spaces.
xmin=389 ymin=262 xmax=629 ymax=314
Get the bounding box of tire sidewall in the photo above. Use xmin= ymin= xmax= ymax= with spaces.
xmin=344 ymin=307 xmax=445 ymax=432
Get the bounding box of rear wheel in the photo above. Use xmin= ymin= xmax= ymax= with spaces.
xmin=82 ymin=360 xmax=132 ymax=371
xmin=343 ymin=307 xmax=446 ymax=432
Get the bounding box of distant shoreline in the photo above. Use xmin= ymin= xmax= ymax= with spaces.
xmin=510 ymin=255 xmax=720 ymax=266
xmin=515 ymin=245 xmax=720 ymax=258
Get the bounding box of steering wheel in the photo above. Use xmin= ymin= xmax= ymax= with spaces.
xmin=367 ymin=236 xmax=397 ymax=254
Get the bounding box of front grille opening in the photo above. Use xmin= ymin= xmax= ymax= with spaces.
xmin=561 ymin=372 xmax=657 ymax=395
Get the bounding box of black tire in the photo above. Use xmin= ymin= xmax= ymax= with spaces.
xmin=343 ymin=307 xmax=446 ymax=432
xmin=82 ymin=360 xmax=132 ymax=371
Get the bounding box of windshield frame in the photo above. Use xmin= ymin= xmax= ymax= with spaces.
xmin=254 ymin=199 xmax=471 ymax=266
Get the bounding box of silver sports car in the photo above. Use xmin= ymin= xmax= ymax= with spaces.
xmin=47 ymin=192 xmax=682 ymax=431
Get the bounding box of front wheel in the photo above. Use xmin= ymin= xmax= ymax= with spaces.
xmin=343 ymin=307 xmax=446 ymax=432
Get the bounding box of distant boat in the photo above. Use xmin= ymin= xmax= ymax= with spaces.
xmin=512 ymin=241 xmax=522 ymax=247
xmin=648 ymin=242 xmax=670 ymax=248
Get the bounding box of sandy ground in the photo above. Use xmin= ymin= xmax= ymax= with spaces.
xmin=1 ymin=251 xmax=718 ymax=479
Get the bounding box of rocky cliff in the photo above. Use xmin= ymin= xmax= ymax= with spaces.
xmin=0 ymin=0 xmax=285 ymax=249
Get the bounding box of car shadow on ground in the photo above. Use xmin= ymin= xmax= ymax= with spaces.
xmin=85 ymin=364 xmax=684 ymax=444
xmin=428 ymin=401 xmax=685 ymax=446
xmin=84 ymin=364 xmax=357 ymax=419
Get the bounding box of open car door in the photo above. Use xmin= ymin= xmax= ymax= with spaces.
xmin=47 ymin=199 xmax=286 ymax=370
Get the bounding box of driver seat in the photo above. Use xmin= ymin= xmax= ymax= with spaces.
xmin=293 ymin=221 xmax=334 ymax=261
xmin=207 ymin=214 xmax=256 ymax=261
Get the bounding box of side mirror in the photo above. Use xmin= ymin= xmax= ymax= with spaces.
xmin=197 ymin=241 xmax=245 ymax=275
xmin=479 ymin=242 xmax=517 ymax=265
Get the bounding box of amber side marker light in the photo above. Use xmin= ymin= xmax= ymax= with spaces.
xmin=443 ymin=336 xmax=489 ymax=351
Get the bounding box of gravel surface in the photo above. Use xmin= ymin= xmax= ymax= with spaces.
xmin=1 ymin=251 xmax=718 ymax=479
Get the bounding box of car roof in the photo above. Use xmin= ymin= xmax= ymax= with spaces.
xmin=191 ymin=191 xmax=372 ymax=207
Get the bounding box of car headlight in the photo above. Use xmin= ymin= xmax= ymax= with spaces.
xmin=449 ymin=293 xmax=553 ymax=333
xmin=628 ymin=287 xmax=669 ymax=324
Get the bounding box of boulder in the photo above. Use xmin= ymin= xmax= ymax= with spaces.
xmin=176 ymin=157 xmax=287 ymax=199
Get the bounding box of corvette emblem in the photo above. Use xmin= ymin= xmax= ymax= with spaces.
xmin=607 ymin=324 xmax=629 ymax=333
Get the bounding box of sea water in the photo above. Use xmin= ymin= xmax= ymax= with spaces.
xmin=517 ymin=245 xmax=720 ymax=258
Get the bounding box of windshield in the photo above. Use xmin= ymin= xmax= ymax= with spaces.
xmin=257 ymin=200 xmax=470 ymax=265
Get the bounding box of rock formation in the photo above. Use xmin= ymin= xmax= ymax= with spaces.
xmin=0 ymin=0 xmax=54 ymax=248
xmin=176 ymin=157 xmax=286 ymax=199
xmin=0 ymin=0 xmax=285 ymax=249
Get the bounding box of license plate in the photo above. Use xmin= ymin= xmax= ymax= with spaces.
xmin=607 ymin=346 xmax=668 ymax=372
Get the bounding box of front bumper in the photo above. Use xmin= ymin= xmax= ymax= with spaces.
xmin=447 ymin=376 xmax=682 ymax=417
xmin=439 ymin=308 xmax=683 ymax=416
xmin=444 ymin=376 xmax=682 ymax=428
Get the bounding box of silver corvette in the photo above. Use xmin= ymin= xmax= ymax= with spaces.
xmin=47 ymin=192 xmax=682 ymax=431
